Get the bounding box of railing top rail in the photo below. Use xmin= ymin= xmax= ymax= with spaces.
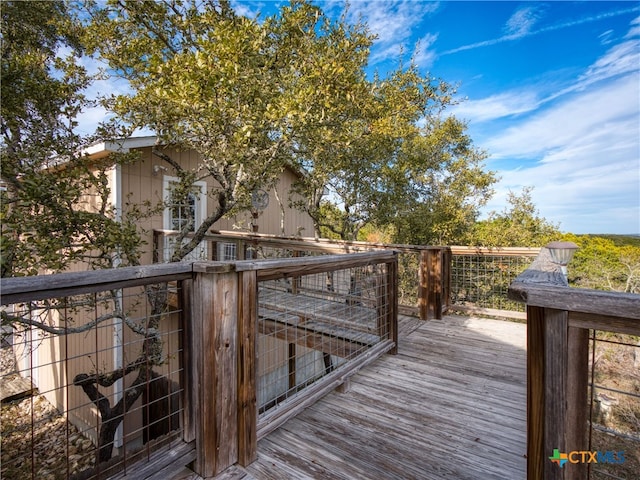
xmin=508 ymin=248 xmax=640 ymax=321
xmin=0 ymin=251 xmax=397 ymax=305
xmin=0 ymin=263 xmax=194 ymax=305
xmin=449 ymin=245 xmax=541 ymax=256
xmin=193 ymin=250 xmax=398 ymax=281
xmin=155 ymin=229 xmax=541 ymax=257
xmin=154 ymin=228 xmax=445 ymax=254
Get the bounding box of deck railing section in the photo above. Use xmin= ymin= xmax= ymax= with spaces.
xmin=508 ymin=249 xmax=640 ymax=480
xmin=0 ymin=264 xmax=193 ymax=480
xmin=154 ymin=229 xmax=541 ymax=321
xmin=155 ymin=229 xmax=448 ymax=320
xmin=450 ymin=246 xmax=539 ymax=319
xmin=188 ymin=250 xmax=398 ymax=476
xmin=1 ymin=251 xmax=398 ymax=479
xmin=251 ymin=252 xmax=398 ymax=440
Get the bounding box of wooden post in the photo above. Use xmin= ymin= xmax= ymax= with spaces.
xmin=543 ymin=308 xmax=568 ymax=480
xmin=237 ymin=239 xmax=246 ymax=260
xmin=527 ymin=305 xmax=546 ymax=479
xmin=178 ymin=278 xmax=195 ymax=444
xmin=441 ymin=248 xmax=452 ymax=315
xmin=418 ymin=249 xmax=443 ymax=320
xmin=376 ymin=264 xmax=387 ymax=339
xmin=386 ymin=257 xmax=398 ymax=355
xmin=291 ymin=251 xmax=301 ymax=294
xmin=566 ymin=326 xmax=589 ymax=480
xmin=191 ymin=266 xmax=239 ymax=477
xmin=418 ymin=250 xmax=428 ymax=320
xmin=237 ymin=270 xmax=258 ymax=466
xmin=430 ymin=249 xmax=443 ymax=320
xmin=527 ymin=306 xmax=590 ymax=480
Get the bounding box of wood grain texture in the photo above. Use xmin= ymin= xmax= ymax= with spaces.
xmin=237 ymin=270 xmax=258 ymax=467
xmin=0 ymin=263 xmax=193 ymax=305
xmin=192 ymin=271 xmax=239 ymax=477
xmin=223 ymin=314 xmax=526 ymax=480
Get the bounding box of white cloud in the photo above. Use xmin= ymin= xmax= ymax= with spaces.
xmin=455 ymin=28 xmax=640 ymax=125
xmin=479 ymin=71 xmax=640 ymax=233
xmin=485 ymin=73 xmax=639 ymax=160
xmin=504 ymin=5 xmax=544 ymax=38
xmin=412 ymin=33 xmax=439 ymax=69
xmin=579 ymin=39 xmax=640 ymax=85
xmin=625 ymin=15 xmax=640 ymax=38
xmin=340 ymin=1 xmax=439 ymax=64
xmin=442 ymin=5 xmax=640 ymax=56
xmin=472 ymin=15 xmax=640 ymax=233
xmin=451 ymin=91 xmax=541 ymax=123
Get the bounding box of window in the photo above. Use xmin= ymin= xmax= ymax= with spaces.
xmin=169 ymin=191 xmax=197 ymax=232
xmin=217 ymin=242 xmax=237 ymax=261
xmin=163 ymin=177 xmax=206 ymax=232
xmin=162 ymin=176 xmax=208 ymax=262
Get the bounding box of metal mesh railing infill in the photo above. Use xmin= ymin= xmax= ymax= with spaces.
xmin=1 ymin=279 xmax=186 ymax=480
xmin=256 ymin=262 xmax=391 ymax=415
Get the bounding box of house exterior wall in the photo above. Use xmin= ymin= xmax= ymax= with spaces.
xmin=12 ymin=141 xmax=316 ymax=457
xmin=119 ymin=145 xmax=315 ymax=265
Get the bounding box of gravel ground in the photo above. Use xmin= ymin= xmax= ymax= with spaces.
xmin=1 ymin=344 xmax=96 ymax=479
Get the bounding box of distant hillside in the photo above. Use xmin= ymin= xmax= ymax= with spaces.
xmin=583 ymin=234 xmax=640 ymax=248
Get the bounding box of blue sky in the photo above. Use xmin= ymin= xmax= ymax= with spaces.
xmin=233 ymin=0 xmax=640 ymax=234
xmin=83 ymin=1 xmax=640 ymax=234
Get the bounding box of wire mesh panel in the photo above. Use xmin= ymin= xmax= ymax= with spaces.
xmin=1 ymin=282 xmax=185 ymax=480
xmin=256 ymin=262 xmax=390 ymax=415
xmin=451 ymin=253 xmax=533 ymax=313
xmin=587 ymin=330 xmax=640 ymax=479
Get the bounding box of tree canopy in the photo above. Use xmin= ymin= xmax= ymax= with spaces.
xmin=84 ymin=0 xmax=378 ymax=254
xmin=0 ymin=0 xmax=142 ymax=277
xmin=469 ymin=187 xmax=560 ymax=247
xmin=82 ymin=0 xmax=494 ymax=247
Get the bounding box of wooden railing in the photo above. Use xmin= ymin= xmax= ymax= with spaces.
xmin=154 ymin=229 xmax=540 ymax=321
xmin=0 ymin=250 xmax=398 ymax=478
xmin=154 ymin=229 xmax=448 ymax=320
xmin=1 ymin=263 xmax=194 ymax=479
xmin=508 ymin=249 xmax=640 ymax=480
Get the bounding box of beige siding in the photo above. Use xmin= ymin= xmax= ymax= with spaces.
xmin=12 ymin=143 xmax=316 ymax=455
xmin=120 ymin=146 xmax=315 ymax=265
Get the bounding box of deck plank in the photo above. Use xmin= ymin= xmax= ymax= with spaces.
xmin=229 ymin=314 xmax=527 ymax=480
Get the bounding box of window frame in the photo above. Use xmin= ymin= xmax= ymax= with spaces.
xmin=162 ymin=176 xmax=207 ymax=232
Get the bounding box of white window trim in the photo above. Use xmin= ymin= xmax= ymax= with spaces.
xmin=217 ymin=242 xmax=238 ymax=261
xmin=162 ymin=176 xmax=207 ymax=232
xmin=162 ymin=176 xmax=209 ymax=262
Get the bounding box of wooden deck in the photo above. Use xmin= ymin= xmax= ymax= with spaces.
xmin=173 ymin=314 xmax=527 ymax=480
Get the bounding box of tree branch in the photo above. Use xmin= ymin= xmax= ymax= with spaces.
xmin=152 ymin=149 xmax=184 ymax=174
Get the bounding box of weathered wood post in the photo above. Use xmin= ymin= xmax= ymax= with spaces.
xmin=441 ymin=247 xmax=452 ymax=315
xmin=509 ymin=249 xmax=589 ymax=480
xmin=386 ymin=255 xmax=399 ymax=355
xmin=237 ymin=269 xmax=258 ymax=466
xmin=418 ymin=248 xmax=444 ymax=320
xmin=190 ymin=263 xmax=240 ymax=477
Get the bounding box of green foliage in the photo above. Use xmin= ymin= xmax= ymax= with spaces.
xmin=1 ymin=1 xmax=142 ymax=277
xmin=379 ymin=115 xmax=495 ymax=246
xmin=470 ymin=187 xmax=560 ymax=247
xmin=292 ymin=58 xmax=495 ymax=242
xmin=85 ymin=0 xmax=383 ymax=253
xmin=562 ymin=233 xmax=640 ymax=293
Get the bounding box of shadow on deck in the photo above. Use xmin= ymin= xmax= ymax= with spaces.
xmin=175 ymin=314 xmax=526 ymax=480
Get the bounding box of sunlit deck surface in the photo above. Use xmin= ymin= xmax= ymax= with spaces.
xmin=183 ymin=314 xmax=527 ymax=480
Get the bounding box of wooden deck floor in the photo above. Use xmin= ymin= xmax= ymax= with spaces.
xmin=180 ymin=314 xmax=527 ymax=480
